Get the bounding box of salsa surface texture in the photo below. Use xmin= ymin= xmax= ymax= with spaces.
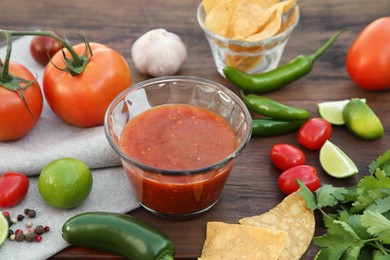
xmin=120 ymin=104 xmax=237 ymax=170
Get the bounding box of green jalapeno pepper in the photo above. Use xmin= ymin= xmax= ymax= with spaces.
xmin=252 ymin=118 xmax=306 ymax=137
xmin=243 ymin=93 xmax=310 ymax=120
xmin=223 ymin=29 xmax=347 ymax=93
xmin=62 ymin=212 xmax=175 ymax=260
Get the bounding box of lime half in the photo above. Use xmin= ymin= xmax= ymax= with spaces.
xmin=317 ymin=99 xmax=366 ymax=125
xmin=0 ymin=212 xmax=9 ymax=247
xmin=319 ymin=140 xmax=358 ymax=178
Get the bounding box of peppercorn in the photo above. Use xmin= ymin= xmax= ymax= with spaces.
xmin=9 ymin=234 xmax=15 ymax=241
xmin=25 ymin=232 xmax=37 ymax=242
xmin=15 ymin=229 xmax=24 ymax=235
xmin=27 ymin=210 xmax=36 ymax=218
xmin=44 ymin=226 xmax=50 ymax=233
xmin=8 ymin=229 xmax=14 ymax=238
xmin=17 ymin=214 xmax=25 ymax=221
xmin=36 ymin=235 xmax=42 ymax=243
xmin=24 ymin=209 xmax=30 ymax=215
xmin=35 ymin=225 xmax=45 ymax=235
xmin=15 ymin=232 xmax=24 ymax=242
xmin=25 ymin=220 xmax=33 ymax=228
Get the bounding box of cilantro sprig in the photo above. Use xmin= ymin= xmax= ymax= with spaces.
xmin=298 ymin=148 xmax=390 ymax=260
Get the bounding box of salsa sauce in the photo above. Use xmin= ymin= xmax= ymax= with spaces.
xmin=119 ymin=104 xmax=237 ymax=215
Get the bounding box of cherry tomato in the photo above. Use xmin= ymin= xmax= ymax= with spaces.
xmin=43 ymin=42 xmax=132 ymax=127
xmin=0 ymin=61 xmax=43 ymax=141
xmin=30 ymin=35 xmax=62 ymax=66
xmin=346 ymin=17 xmax=390 ymax=90
xmin=270 ymin=143 xmax=306 ymax=171
xmin=277 ymin=165 xmax=320 ymax=195
xmin=298 ymin=118 xmax=332 ymax=150
xmin=0 ymin=172 xmax=29 ymax=208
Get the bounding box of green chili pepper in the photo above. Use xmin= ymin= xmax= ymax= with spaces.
xmin=243 ymin=93 xmax=310 ymax=120
xmin=62 ymin=212 xmax=175 ymax=260
xmin=252 ymin=118 xmax=306 ymax=137
xmin=223 ymin=29 xmax=347 ymax=93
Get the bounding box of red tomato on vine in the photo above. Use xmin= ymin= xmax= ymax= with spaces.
xmin=30 ymin=35 xmax=62 ymax=66
xmin=43 ymin=42 xmax=132 ymax=127
xmin=0 ymin=61 xmax=43 ymax=141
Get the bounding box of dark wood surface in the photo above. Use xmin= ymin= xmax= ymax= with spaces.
xmin=1 ymin=0 xmax=390 ymax=259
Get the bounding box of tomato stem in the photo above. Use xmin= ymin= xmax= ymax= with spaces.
xmin=0 ymin=29 xmax=92 ymax=76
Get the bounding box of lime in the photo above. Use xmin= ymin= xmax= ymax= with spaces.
xmin=317 ymin=99 xmax=366 ymax=125
xmin=38 ymin=158 xmax=93 ymax=209
xmin=319 ymin=140 xmax=358 ymax=178
xmin=343 ymin=98 xmax=384 ymax=140
xmin=0 ymin=212 xmax=9 ymax=247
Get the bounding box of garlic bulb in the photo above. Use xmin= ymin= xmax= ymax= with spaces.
xmin=131 ymin=29 xmax=187 ymax=77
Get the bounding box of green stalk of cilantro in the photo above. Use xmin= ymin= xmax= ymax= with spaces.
xmin=298 ymin=148 xmax=390 ymax=260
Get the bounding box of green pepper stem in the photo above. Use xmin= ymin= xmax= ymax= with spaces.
xmin=307 ymin=28 xmax=348 ymax=64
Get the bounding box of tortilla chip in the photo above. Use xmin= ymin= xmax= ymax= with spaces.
xmin=199 ymin=222 xmax=287 ymax=260
xmin=239 ymin=191 xmax=315 ymax=260
xmin=203 ymin=0 xmax=229 ymax=15
xmin=204 ymin=0 xmax=240 ymax=37
xmin=229 ymin=0 xmax=271 ymax=38
xmin=226 ymin=54 xmax=264 ymax=71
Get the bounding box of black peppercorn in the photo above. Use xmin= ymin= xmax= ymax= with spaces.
xmin=17 ymin=214 xmax=25 ymax=221
xmin=8 ymin=229 xmax=14 ymax=238
xmin=15 ymin=232 xmax=25 ymax=242
xmin=25 ymin=232 xmax=37 ymax=242
xmin=24 ymin=209 xmax=30 ymax=215
xmin=34 ymin=225 xmax=45 ymax=235
xmin=27 ymin=210 xmax=36 ymax=218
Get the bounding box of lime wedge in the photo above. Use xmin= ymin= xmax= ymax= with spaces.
xmin=317 ymin=99 xmax=366 ymax=125
xmin=0 ymin=212 xmax=9 ymax=247
xmin=319 ymin=140 xmax=358 ymax=178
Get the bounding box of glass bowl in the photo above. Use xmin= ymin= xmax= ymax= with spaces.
xmin=104 ymin=76 xmax=252 ymax=219
xmin=197 ymin=2 xmax=300 ymax=77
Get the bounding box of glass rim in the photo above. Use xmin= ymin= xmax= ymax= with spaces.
xmin=104 ymin=75 xmax=252 ymax=176
xmin=196 ymin=2 xmax=300 ymax=47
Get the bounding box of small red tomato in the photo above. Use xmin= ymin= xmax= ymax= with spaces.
xmin=270 ymin=143 xmax=306 ymax=171
xmin=298 ymin=118 xmax=332 ymax=150
xmin=346 ymin=17 xmax=390 ymax=90
xmin=0 ymin=172 xmax=29 ymax=208
xmin=30 ymin=35 xmax=62 ymax=66
xmin=277 ymin=165 xmax=320 ymax=195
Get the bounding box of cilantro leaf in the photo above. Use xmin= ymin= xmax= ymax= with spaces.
xmin=361 ymin=210 xmax=390 ymax=244
xmin=315 ymin=184 xmax=353 ymax=208
xmin=297 ymin=179 xmax=317 ymax=211
xmin=368 ymin=148 xmax=390 ymax=174
xmin=338 ymin=211 xmax=371 ymax=240
xmin=314 ymin=218 xmax=368 ymax=259
xmin=366 ymin=196 xmax=390 ymax=214
xmin=352 ymin=170 xmax=390 ymax=213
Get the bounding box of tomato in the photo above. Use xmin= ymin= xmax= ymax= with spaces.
xmin=346 ymin=17 xmax=390 ymax=90
xmin=270 ymin=143 xmax=306 ymax=171
xmin=0 ymin=61 xmax=43 ymax=141
xmin=277 ymin=165 xmax=320 ymax=195
xmin=43 ymin=42 xmax=132 ymax=127
xmin=30 ymin=35 xmax=62 ymax=66
xmin=298 ymin=118 xmax=332 ymax=150
xmin=0 ymin=172 xmax=29 ymax=208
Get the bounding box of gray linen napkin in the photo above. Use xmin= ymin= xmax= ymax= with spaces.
xmin=0 ymin=36 xmax=140 ymax=259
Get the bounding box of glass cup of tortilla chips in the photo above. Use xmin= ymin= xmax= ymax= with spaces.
xmin=197 ymin=0 xmax=300 ymax=76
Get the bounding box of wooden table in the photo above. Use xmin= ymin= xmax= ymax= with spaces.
xmin=1 ymin=0 xmax=389 ymax=259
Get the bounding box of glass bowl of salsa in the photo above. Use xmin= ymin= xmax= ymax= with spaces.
xmin=104 ymin=76 xmax=252 ymax=218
